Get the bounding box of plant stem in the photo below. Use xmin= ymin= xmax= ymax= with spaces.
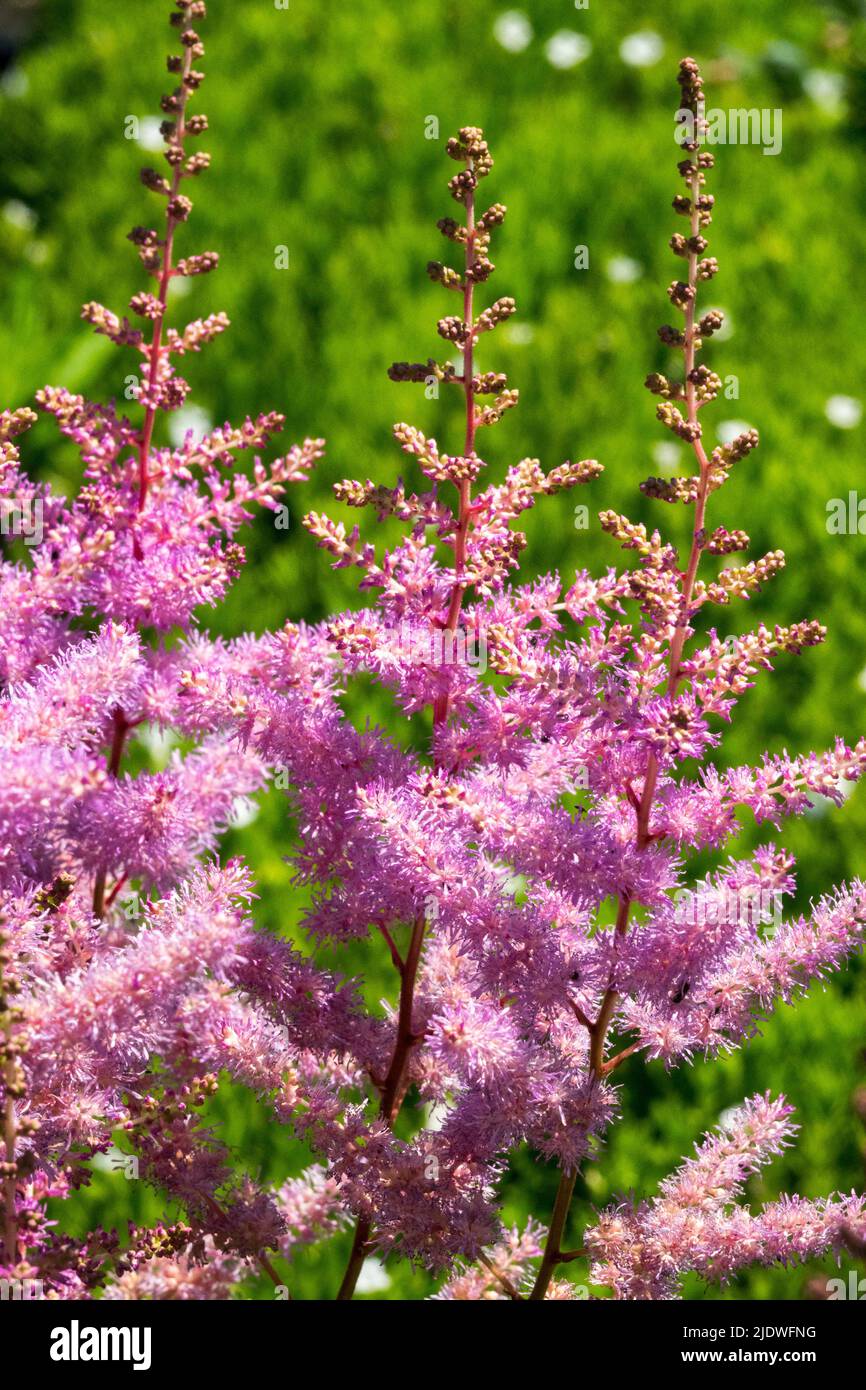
xmin=335 ymin=910 xmax=427 ymax=1300
xmin=135 ymin=39 xmax=195 ymax=529
xmin=478 ymin=1251 xmax=522 ymax=1300
xmin=433 ymin=173 xmax=476 ymax=726
xmin=379 ymin=912 xmax=427 ymax=1124
xmin=92 ymin=707 xmax=131 ymax=918
xmin=335 ymin=1214 xmax=373 ymax=1301
xmin=528 ymin=1167 xmax=577 ymax=1300
xmin=2 ymin=1057 xmax=17 ymax=1265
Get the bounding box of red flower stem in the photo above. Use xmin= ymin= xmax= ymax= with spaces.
xmin=2 ymin=1047 xmax=18 ymax=1264
xmin=527 ymin=1167 xmax=578 ymax=1300
xmin=477 ymin=1251 xmax=522 ymax=1300
xmin=92 ymin=707 xmax=132 ymax=918
xmin=433 ymin=173 xmax=476 ymax=726
xmin=135 ymin=40 xmax=195 ymax=529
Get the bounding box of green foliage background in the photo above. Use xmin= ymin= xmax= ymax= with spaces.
xmin=2 ymin=0 xmax=866 ymax=1299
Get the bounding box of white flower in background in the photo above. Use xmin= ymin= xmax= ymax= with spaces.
xmin=356 ymin=1259 xmax=391 ymax=1294
xmin=137 ymin=723 xmax=178 ymax=769
xmin=825 ymin=395 xmax=862 ymax=430
xmin=229 ymin=796 xmax=260 ymax=831
xmin=717 ymin=420 xmax=752 ymax=445
xmin=804 ymin=69 xmax=845 ymax=115
xmin=3 ymin=199 xmax=36 ymax=232
xmin=504 ymin=322 xmax=535 ymax=345
xmin=620 ymin=31 xmax=664 ymax=68
xmin=136 ymin=115 xmax=165 ymax=151
xmin=605 ymin=255 xmax=643 ymax=284
xmin=493 ymin=10 xmax=532 ymax=53
xmin=764 ymin=40 xmax=806 ymax=72
xmin=168 ymin=273 xmax=191 ymax=299
xmin=545 ymin=30 xmax=591 ymax=69
xmin=652 ymin=441 xmax=681 ymax=474
xmin=0 ymin=66 xmax=28 ymax=98
xmin=169 ymin=405 xmax=213 ymax=448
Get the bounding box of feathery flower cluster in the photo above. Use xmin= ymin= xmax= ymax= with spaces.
xmin=1 ymin=17 xmax=863 ymax=1301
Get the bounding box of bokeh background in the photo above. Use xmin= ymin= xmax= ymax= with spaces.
xmin=2 ymin=0 xmax=866 ymax=1299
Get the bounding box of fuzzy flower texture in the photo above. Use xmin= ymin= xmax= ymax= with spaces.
xmin=1 ymin=12 xmax=864 ymax=1301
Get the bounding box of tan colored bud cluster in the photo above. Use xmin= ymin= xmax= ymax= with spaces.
xmin=176 ymin=251 xmax=219 ymax=276
xmin=446 ymin=127 xmax=493 ymax=204
xmin=697 ymin=309 xmax=724 ymax=338
xmin=472 ymin=371 xmax=508 ymax=395
xmin=167 ymin=194 xmax=193 ymax=221
xmin=392 ymin=421 xmax=484 ymax=484
xmin=688 ymin=365 xmax=721 ymax=402
xmin=657 ymin=402 xmax=702 ymax=442
xmin=698 ymin=550 xmax=786 ymax=605
xmin=436 ymin=216 xmax=468 ymax=243
xmin=704 ymin=526 xmax=750 ymax=555
xmin=667 ymin=280 xmax=696 ymax=309
xmin=0 ymin=406 xmax=38 ymax=442
xmin=467 ymin=258 xmax=495 ymax=284
xmin=128 ymin=225 xmax=163 ymax=272
xmin=640 ymin=475 xmax=702 ymax=504
xmin=711 ymin=429 xmax=759 ymax=477
xmin=437 ymin=316 xmax=468 ymax=345
xmin=81 ymin=301 xmax=142 ymax=347
xmin=141 ymin=167 xmax=171 ymax=195
xmin=677 ymin=55 xmax=705 ymax=119
xmin=669 ymin=232 xmax=709 ymax=258
xmin=449 ymin=168 xmax=477 ymax=206
xmin=475 ymin=297 xmax=516 ymax=334
xmin=447 ymin=126 xmax=493 ymax=171
xmin=475 ymin=389 xmax=519 ymax=428
xmin=600 ymin=510 xmax=662 ymax=558
xmin=168 ymin=310 xmax=230 ymax=354
xmin=645 ymin=372 xmax=684 ymax=401
xmin=130 ymin=291 xmax=163 ymax=321
xmin=477 ymin=203 xmax=506 ymax=230
xmin=541 ymin=459 xmax=604 ymax=493
xmin=658 ymin=324 xmax=686 ymax=347
xmin=427 ymin=261 xmax=463 ymax=291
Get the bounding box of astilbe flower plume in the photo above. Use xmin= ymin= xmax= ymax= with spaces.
xmin=1 ymin=18 xmax=864 ymax=1301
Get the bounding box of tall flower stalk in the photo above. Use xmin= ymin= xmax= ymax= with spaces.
xmin=531 ymin=54 xmax=757 ymax=1301
xmin=334 ymin=127 xmax=523 ymax=1298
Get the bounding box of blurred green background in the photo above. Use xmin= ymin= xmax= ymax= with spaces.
xmin=2 ymin=0 xmax=866 ymax=1299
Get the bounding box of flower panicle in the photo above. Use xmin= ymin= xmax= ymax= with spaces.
xmin=310 ymin=126 xmax=598 ymax=604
